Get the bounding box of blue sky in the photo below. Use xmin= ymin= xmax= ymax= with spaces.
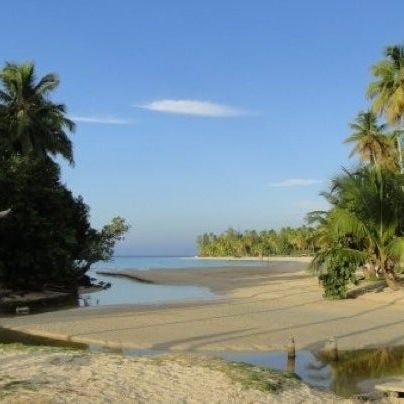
xmin=1 ymin=1 xmax=403 ymax=255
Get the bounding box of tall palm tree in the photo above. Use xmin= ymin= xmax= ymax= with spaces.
xmin=344 ymin=111 xmax=395 ymax=167
xmin=312 ymin=166 xmax=404 ymax=290
xmin=0 ymin=62 xmax=75 ymax=163
xmin=368 ymin=45 xmax=404 ymax=172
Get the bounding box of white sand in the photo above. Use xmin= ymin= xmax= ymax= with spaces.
xmin=0 ymin=345 xmax=353 ymax=403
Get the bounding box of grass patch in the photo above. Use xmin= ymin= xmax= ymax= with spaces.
xmin=223 ymin=360 xmax=300 ymax=392
xmin=153 ymin=354 xmax=300 ymax=393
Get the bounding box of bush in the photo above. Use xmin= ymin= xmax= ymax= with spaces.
xmin=319 ymin=255 xmax=357 ymax=299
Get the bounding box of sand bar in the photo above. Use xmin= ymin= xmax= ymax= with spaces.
xmin=1 ymin=262 xmax=403 ymax=352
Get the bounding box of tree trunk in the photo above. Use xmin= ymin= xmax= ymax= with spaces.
xmin=398 ymin=120 xmax=404 ymax=174
xmin=382 ymin=265 xmax=402 ymax=291
xmin=396 ymin=136 xmax=403 ymax=174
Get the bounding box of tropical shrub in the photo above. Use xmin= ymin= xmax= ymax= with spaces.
xmin=310 ymin=166 xmax=404 ymax=294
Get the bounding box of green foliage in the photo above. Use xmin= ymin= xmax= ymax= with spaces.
xmin=0 ymin=62 xmax=129 ymax=292
xmin=306 ymin=44 xmax=404 ymax=295
xmin=368 ymin=45 xmax=404 ymax=125
xmin=79 ymin=216 xmax=130 ymax=268
xmin=197 ymin=226 xmax=317 ymax=257
xmin=0 ymin=156 xmax=129 ymax=291
xmin=317 ymin=253 xmax=358 ymax=299
xmin=311 ymin=166 xmax=404 ymax=293
xmin=0 ymin=156 xmax=87 ymax=290
xmin=344 ymin=110 xmax=398 ymax=170
xmin=0 ymin=62 xmax=75 ymax=164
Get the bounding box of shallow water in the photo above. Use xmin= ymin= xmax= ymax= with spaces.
xmin=57 ymin=344 xmax=404 ymax=397
xmin=91 ymin=255 xmax=269 ymax=271
xmin=82 ymin=256 xmax=269 ymax=307
xmin=95 ymin=346 xmax=404 ymax=397
xmin=0 ymin=327 xmax=402 ymax=398
xmin=80 ymin=270 xmax=215 ymax=306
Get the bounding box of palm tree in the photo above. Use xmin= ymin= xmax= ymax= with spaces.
xmin=312 ymin=166 xmax=404 ymax=290
xmin=0 ymin=62 xmax=75 ymax=163
xmin=368 ymin=45 xmax=404 ymax=172
xmin=344 ymin=111 xmax=396 ymax=168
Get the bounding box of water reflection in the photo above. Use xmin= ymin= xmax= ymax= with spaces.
xmin=79 ymin=271 xmax=215 ymax=306
xmin=0 ymin=325 xmax=403 ymax=398
xmin=216 ymin=346 xmax=404 ymax=397
xmin=322 ymin=346 xmax=404 ymax=396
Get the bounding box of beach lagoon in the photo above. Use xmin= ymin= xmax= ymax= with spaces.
xmin=80 ymin=269 xmax=215 ymax=307
xmin=83 ymin=256 xmax=268 ymax=307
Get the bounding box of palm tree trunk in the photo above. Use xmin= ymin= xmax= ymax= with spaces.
xmin=383 ymin=271 xmax=401 ymax=290
xmin=381 ymin=259 xmax=401 ymax=291
xmin=396 ymin=135 xmax=403 ymax=174
xmin=371 ymin=150 xmax=376 ymax=166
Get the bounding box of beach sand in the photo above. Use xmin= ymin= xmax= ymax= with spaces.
xmin=1 ymin=261 xmax=403 ymax=352
xmin=0 ymin=344 xmax=354 ymax=403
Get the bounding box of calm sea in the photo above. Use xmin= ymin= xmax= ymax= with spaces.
xmin=91 ymin=255 xmax=266 ymax=271
xmin=82 ymin=256 xmax=266 ymax=307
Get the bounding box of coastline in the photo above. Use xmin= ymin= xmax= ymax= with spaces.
xmin=96 ymin=260 xmax=307 ymax=294
xmin=1 ymin=262 xmax=403 ymax=353
xmin=196 ymin=255 xmax=313 ymax=263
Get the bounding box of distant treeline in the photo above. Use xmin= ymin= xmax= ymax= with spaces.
xmin=197 ymin=227 xmax=317 ymax=257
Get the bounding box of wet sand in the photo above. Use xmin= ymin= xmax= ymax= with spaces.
xmin=1 ymin=262 xmax=404 ymax=352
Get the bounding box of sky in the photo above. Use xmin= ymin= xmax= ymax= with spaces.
xmin=1 ymin=1 xmax=403 ymax=255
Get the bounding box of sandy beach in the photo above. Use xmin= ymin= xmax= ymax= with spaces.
xmin=0 ymin=344 xmax=358 ymax=403
xmin=1 ymin=261 xmax=403 ymax=352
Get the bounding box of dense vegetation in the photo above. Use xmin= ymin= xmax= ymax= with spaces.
xmin=197 ymin=227 xmax=317 ymax=257
xmin=0 ymin=63 xmax=128 ymax=292
xmin=311 ymin=44 xmax=404 ymax=297
xmin=198 ymin=44 xmax=404 ymax=298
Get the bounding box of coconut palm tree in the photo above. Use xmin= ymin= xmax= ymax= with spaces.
xmin=0 ymin=62 xmax=75 ymax=163
xmin=368 ymin=45 xmax=404 ymax=172
xmin=344 ymin=111 xmax=396 ymax=168
xmin=312 ymin=166 xmax=404 ymax=290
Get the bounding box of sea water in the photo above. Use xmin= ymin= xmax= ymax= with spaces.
xmin=90 ymin=255 xmax=267 ymax=271
xmin=82 ymin=256 xmax=267 ymax=307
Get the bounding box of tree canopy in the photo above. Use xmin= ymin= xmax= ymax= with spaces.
xmin=0 ymin=62 xmax=128 ymax=292
xmin=0 ymin=62 xmax=75 ymax=164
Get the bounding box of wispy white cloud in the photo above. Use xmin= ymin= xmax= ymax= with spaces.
xmin=269 ymin=178 xmax=322 ymax=188
xmin=136 ymin=99 xmax=245 ymax=117
xmin=71 ymin=115 xmax=132 ymax=125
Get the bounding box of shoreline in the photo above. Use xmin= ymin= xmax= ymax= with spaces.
xmin=196 ymin=255 xmax=313 ymax=263
xmin=96 ymin=260 xmax=308 ymax=295
xmin=1 ymin=262 xmax=404 ymax=353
